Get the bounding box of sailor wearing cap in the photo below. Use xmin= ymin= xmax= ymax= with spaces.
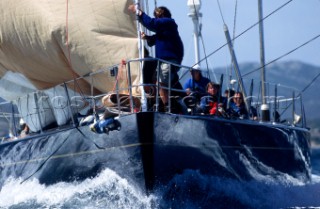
xmin=183 ymin=67 xmax=210 ymax=96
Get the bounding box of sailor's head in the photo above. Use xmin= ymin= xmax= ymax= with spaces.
xmin=19 ymin=118 xmax=25 ymax=126
xmin=233 ymin=92 xmax=244 ymax=105
xmin=190 ymin=66 xmax=202 ymax=81
xmin=206 ymin=82 xmax=220 ymax=95
xmin=154 ymin=6 xmax=171 ymax=18
xmin=19 ymin=118 xmax=26 ymax=130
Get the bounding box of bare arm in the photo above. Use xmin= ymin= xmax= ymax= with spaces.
xmin=128 ymin=4 xmax=142 ymax=16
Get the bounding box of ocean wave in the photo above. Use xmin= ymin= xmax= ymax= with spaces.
xmin=1 ymin=168 xmax=320 ymax=209
xmin=154 ymin=170 xmax=320 ymax=209
xmin=0 ymin=169 xmax=155 ymax=209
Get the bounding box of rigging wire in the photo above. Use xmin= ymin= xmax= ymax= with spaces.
xmin=240 ymin=33 xmax=320 ymax=114
xmin=176 ymin=0 xmax=209 ymax=82
xmin=242 ymin=33 xmax=320 ymax=77
xmin=230 ymin=0 xmax=238 ymax=77
xmin=232 ymin=0 xmax=238 ymax=44
xmin=211 ymin=0 xmax=319 ymax=110
xmin=278 ymin=70 xmax=319 ymax=118
xmin=225 ymin=0 xmax=238 ymax=90
xmin=216 ymin=0 xmax=226 ymax=25
xmin=299 ymin=70 xmax=320 ymax=95
xmin=199 ymin=31 xmax=210 ymax=80
xmin=65 ymin=0 xmax=72 ymax=73
xmin=20 ymin=135 xmax=68 ymax=184
xmin=241 ymin=34 xmax=320 ymax=112
xmin=191 ymin=0 xmax=211 ymax=79
xmin=217 ymin=0 xmax=238 ymax=88
xmin=194 ymin=0 xmax=294 ymax=68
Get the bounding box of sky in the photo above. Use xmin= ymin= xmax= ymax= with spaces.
xmin=146 ymin=0 xmax=320 ymax=69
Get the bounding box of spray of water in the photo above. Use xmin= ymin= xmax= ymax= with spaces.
xmin=0 ymin=169 xmax=156 ymax=209
xmin=1 ymin=169 xmax=320 ymax=208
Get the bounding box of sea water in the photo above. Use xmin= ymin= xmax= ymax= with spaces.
xmin=1 ymin=149 xmax=320 ymax=209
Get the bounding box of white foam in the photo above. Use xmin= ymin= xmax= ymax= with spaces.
xmin=2 ymin=168 xmax=320 ymax=208
xmin=0 ymin=169 xmax=155 ymax=208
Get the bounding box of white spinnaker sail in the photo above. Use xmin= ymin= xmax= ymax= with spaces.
xmin=0 ymin=0 xmax=139 ymax=94
xmin=0 ymin=0 xmax=141 ymax=132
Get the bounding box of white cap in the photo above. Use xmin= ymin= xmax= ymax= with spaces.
xmin=261 ymin=104 xmax=269 ymax=111
xmin=19 ymin=118 xmax=26 ymax=125
xmin=230 ymin=79 xmax=237 ymax=85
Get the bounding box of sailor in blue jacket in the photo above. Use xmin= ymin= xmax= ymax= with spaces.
xmin=183 ymin=69 xmax=210 ymax=96
xmin=228 ymin=92 xmax=249 ymax=119
xmin=128 ymin=5 xmax=184 ymax=106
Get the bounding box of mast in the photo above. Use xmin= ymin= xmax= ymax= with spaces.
xmin=135 ymin=0 xmax=147 ymax=111
xmin=134 ymin=0 xmax=144 ymax=67
xmin=187 ymin=0 xmax=201 ymax=69
xmin=258 ymin=0 xmax=270 ymax=121
xmin=224 ymin=24 xmax=249 ymax=111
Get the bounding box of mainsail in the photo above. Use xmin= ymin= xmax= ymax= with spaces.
xmin=0 ymin=0 xmax=139 ymax=94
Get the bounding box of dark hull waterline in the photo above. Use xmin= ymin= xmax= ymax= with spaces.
xmin=0 ymin=112 xmax=311 ymax=193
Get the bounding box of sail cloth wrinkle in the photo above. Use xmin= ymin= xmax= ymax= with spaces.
xmin=16 ymin=92 xmax=56 ymax=133
xmin=0 ymin=71 xmax=82 ymax=132
xmin=0 ymin=0 xmax=140 ymax=95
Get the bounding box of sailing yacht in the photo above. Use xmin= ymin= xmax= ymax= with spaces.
xmin=0 ymin=0 xmax=311 ymax=193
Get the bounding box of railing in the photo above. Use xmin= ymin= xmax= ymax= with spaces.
xmin=0 ymin=58 xmax=308 ymax=142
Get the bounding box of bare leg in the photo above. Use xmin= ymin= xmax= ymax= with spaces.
xmin=159 ymin=87 xmax=168 ymax=105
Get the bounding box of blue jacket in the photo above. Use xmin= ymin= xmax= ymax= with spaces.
xmin=183 ymin=76 xmax=210 ymax=94
xmin=229 ymin=102 xmax=248 ymax=118
xmin=139 ymin=12 xmax=184 ymax=64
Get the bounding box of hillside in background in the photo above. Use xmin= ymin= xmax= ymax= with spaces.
xmin=264 ymin=62 xmax=319 ymax=136
xmin=309 ymin=118 xmax=320 ymax=145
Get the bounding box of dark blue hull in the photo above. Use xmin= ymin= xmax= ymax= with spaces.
xmin=0 ymin=112 xmax=311 ymax=193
